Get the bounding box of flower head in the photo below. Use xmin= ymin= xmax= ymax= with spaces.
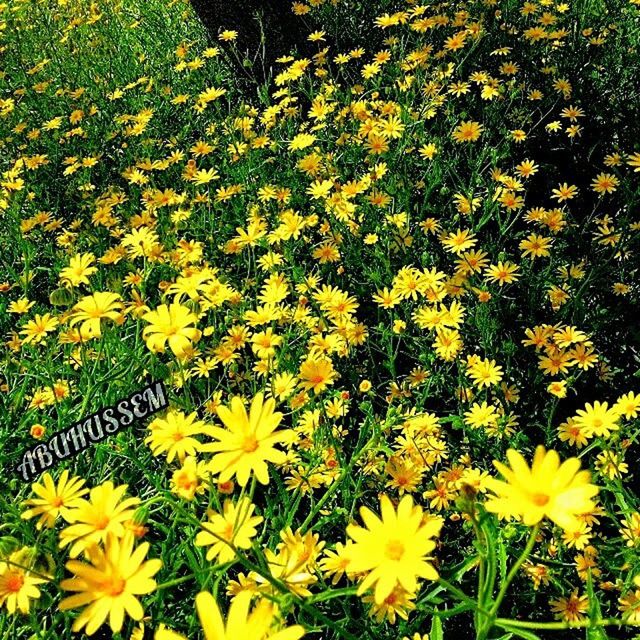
xmin=485 ymin=446 xmax=599 ymax=531
xmin=59 ymin=482 xmax=141 ymax=557
xmin=141 ymin=302 xmax=202 ymax=358
xmin=69 ymin=292 xmax=124 ymax=339
xmin=59 ymin=532 xmax=161 ymax=636
xmin=146 ymin=409 xmax=214 ymax=463
xmin=0 ymin=547 xmax=48 ymax=614
xmin=204 ymin=392 xmax=294 ymax=486
xmin=154 ymin=590 xmax=305 ymax=640
xmin=346 ymin=494 xmax=442 ymax=604
xmin=195 ymin=497 xmax=263 ymax=563
xmin=21 ymin=470 xmax=88 ymax=529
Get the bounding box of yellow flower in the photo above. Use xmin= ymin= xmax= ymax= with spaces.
xmin=19 ymin=313 xmax=59 ymax=344
xmin=484 ymin=261 xmax=520 ymax=286
xmin=363 ymin=584 xmax=416 ymax=624
xmin=7 ymin=297 xmax=35 ymax=314
xmin=464 ymin=401 xmax=499 ymax=429
xmin=195 ymin=497 xmax=263 ymax=563
xmin=0 ymin=548 xmax=48 ymax=614
xmin=170 ymin=456 xmax=208 ymax=500
xmin=59 ymin=532 xmax=161 ymax=636
xmin=59 ymin=252 xmax=98 ymax=287
xmin=21 ymin=470 xmax=88 ymax=529
xmin=467 ymin=358 xmax=503 ymax=388
xmin=218 ymin=29 xmax=238 ymax=41
xmin=519 ymin=233 xmax=553 ymax=259
xmin=572 ymin=401 xmax=621 ymax=438
xmin=59 ymin=482 xmax=141 ymax=558
xmin=121 ymin=227 xmax=160 ymax=259
xmin=146 ymin=409 xmax=214 ymax=463
xmin=204 ymin=392 xmax=295 ymax=486
xmin=346 ymin=494 xmax=442 ymax=604
xmin=69 ymin=292 xmax=124 ymax=339
xmin=154 ymin=590 xmax=305 ymax=640
xmin=451 ymin=120 xmax=484 ymax=143
xmin=485 ymin=446 xmax=599 ymax=531
xmin=191 ymin=167 xmax=220 ymax=185
xmin=319 ymin=541 xmax=356 ymax=585
xmin=271 ymin=372 xmax=298 ymax=401
xmin=551 ymin=182 xmax=578 ymax=202
xmin=251 ymin=528 xmax=321 ymax=597
xmin=591 ymin=172 xmax=619 ymax=194
xmin=289 ymin=133 xmax=316 ymax=151
xmin=547 ymin=380 xmax=567 ymax=398
xmin=615 ymin=391 xmax=640 ymax=419
xmin=141 ymin=302 xmax=202 ymax=358
xmin=298 ymin=357 xmax=337 ymax=395
xmin=549 ymin=589 xmax=588 ymax=622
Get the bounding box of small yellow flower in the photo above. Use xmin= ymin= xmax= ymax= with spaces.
xmin=485 ymin=446 xmax=599 ymax=531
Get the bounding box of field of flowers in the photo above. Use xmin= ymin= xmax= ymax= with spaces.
xmin=1 ymin=0 xmax=640 ymax=638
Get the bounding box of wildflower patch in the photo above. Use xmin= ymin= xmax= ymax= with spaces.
xmin=16 ymin=381 xmax=168 ymax=482
xmin=2 ymin=0 xmax=640 ymax=636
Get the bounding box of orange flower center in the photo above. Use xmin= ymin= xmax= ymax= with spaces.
xmin=385 ymin=539 xmax=405 ymax=561
xmin=51 ymin=496 xmax=64 ymax=507
xmin=94 ymin=514 xmax=110 ymax=529
xmin=6 ymin=573 xmax=24 ymax=593
xmin=532 ymin=493 xmax=550 ymax=506
xmin=177 ymin=474 xmax=195 ymax=490
xmin=106 ymin=577 xmax=126 ymax=597
xmin=242 ymin=435 xmax=259 ymax=453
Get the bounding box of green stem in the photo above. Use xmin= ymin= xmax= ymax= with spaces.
xmin=438 ymin=577 xmax=490 ymax=614
xmin=156 ymin=573 xmax=198 ymax=591
xmin=490 ymin=523 xmax=541 ymax=618
xmin=495 ymin=617 xmax=626 ymax=630
xmin=300 ymin=430 xmax=378 ymax=532
xmin=307 ymin=586 xmax=359 ymax=604
xmin=470 ymin=516 xmax=488 ymax=631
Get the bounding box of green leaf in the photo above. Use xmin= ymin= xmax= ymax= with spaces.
xmin=585 ymin=568 xmax=609 ymax=639
xmin=429 ymin=612 xmax=443 ymax=640
xmin=586 ymin=568 xmax=602 ymax=622
xmin=452 ymin=553 xmax=481 ymax=581
xmin=586 ymin=628 xmax=610 ymax=640
xmin=498 ymin=532 xmax=507 ymax=583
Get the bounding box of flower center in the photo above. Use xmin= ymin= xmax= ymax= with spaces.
xmin=94 ymin=514 xmax=110 ymax=529
xmin=51 ymin=496 xmax=64 ymax=507
xmin=106 ymin=577 xmax=126 ymax=597
xmin=532 ymin=493 xmax=550 ymax=506
xmin=242 ymin=435 xmax=259 ymax=453
xmin=385 ymin=539 xmax=405 ymax=561
xmin=6 ymin=573 xmax=24 ymax=593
